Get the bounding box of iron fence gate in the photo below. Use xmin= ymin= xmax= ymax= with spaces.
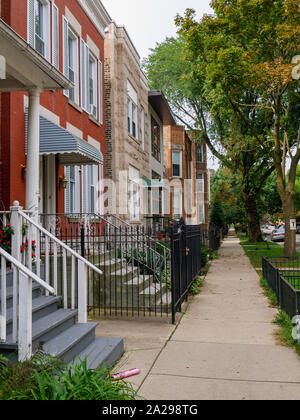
xmin=39 ymin=214 xmax=207 ymax=323
xmin=171 ymin=219 xmax=202 ymax=324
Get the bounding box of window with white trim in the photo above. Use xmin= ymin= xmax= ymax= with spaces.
xmin=88 ymin=54 xmax=97 ymax=118
xmin=63 ymin=17 xmax=79 ymax=103
xmin=27 ymin=0 xmax=50 ymax=60
xmin=127 ymin=81 xmax=138 ymax=139
xmin=172 ymin=151 xmax=182 ymax=178
xmin=52 ymin=3 xmax=59 ymax=68
xmin=98 ymin=60 xmax=103 ymax=124
xmin=65 ymin=166 xmax=79 ymax=214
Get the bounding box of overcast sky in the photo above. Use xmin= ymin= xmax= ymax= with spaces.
xmin=101 ymin=0 xmax=213 ymax=60
xmin=101 ymin=0 xmax=219 ymax=169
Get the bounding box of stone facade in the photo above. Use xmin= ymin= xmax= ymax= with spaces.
xmin=104 ymin=22 xmax=150 ymax=224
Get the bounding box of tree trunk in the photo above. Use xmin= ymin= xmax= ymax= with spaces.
xmin=283 ymin=192 xmax=297 ymax=257
xmin=243 ymin=190 xmax=263 ymax=243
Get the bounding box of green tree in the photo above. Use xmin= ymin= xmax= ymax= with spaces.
xmin=144 ymin=36 xmax=274 ymax=242
xmin=176 ymin=0 xmax=300 ymax=255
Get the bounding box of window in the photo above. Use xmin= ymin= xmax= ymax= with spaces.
xmin=197 ymin=145 xmax=204 ymax=163
xmin=127 ymin=81 xmax=138 ymax=139
xmin=88 ymin=165 xmax=97 ymax=213
xmin=173 ymin=191 xmax=182 ymax=219
xmin=197 ymin=173 xmax=204 ymax=193
xmin=151 ymin=116 xmax=161 ymax=162
xmin=28 ymin=0 xmax=50 ymax=59
xmin=63 ymin=18 xmax=79 ymax=103
xmin=65 ymin=166 xmax=79 ymax=214
xmin=89 ymin=54 xmax=97 ymax=118
xmin=172 ymin=151 xmax=182 ymax=178
xmin=98 ymin=60 xmax=103 ymax=124
xmin=52 ymin=3 xmax=59 ymax=68
xmin=141 ymin=106 xmax=145 ymax=150
xmin=68 ymin=29 xmax=78 ymax=102
xmin=129 ymin=166 xmax=140 ymax=222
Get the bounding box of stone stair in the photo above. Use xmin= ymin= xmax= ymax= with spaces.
xmin=0 ymin=270 xmax=124 ymax=365
xmin=89 ymin=254 xmax=172 ymax=313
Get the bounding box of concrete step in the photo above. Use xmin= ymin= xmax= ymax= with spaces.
xmin=42 ymin=322 xmax=98 ymax=364
xmin=74 ymin=337 xmax=124 ymax=370
xmin=141 ymin=282 xmax=169 ymax=305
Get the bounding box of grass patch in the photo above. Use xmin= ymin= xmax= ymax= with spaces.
xmin=190 ymin=276 xmax=204 ymax=296
xmin=0 ymin=354 xmax=140 ymax=401
xmin=238 ymin=234 xmax=287 ymax=268
xmin=239 ymin=234 xmax=300 ymax=358
xmin=259 ymin=275 xmax=278 ymax=307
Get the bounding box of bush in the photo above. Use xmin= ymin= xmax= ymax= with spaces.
xmin=200 ymin=245 xmax=209 ymax=268
xmin=0 ymin=354 xmax=139 ymax=401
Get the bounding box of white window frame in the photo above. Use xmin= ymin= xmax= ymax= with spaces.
xmin=172 ymin=151 xmax=182 ymax=178
xmin=197 ymin=145 xmax=204 ymax=163
xmin=28 ymin=0 xmax=50 ymax=60
xmin=52 ymin=3 xmax=59 ymax=68
xmin=98 ymin=60 xmax=103 ymax=124
xmin=67 ymin=27 xmax=79 ymax=103
xmin=88 ymin=53 xmax=98 ymax=118
xmin=65 ymin=166 xmax=79 ymax=214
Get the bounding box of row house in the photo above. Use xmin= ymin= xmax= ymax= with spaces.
xmin=163 ymin=126 xmax=209 ymax=227
xmin=0 ymin=0 xmax=110 ymax=217
xmin=104 ymin=23 xmax=176 ymax=225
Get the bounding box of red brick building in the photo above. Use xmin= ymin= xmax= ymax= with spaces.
xmin=0 ymin=0 xmax=110 ymax=216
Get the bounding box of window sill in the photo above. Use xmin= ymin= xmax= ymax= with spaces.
xmin=68 ymin=99 xmax=82 ymax=113
xmin=128 ymin=133 xmax=140 ymax=144
xmin=89 ymin=114 xmax=102 ymax=127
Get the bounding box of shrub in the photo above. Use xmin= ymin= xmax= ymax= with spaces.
xmin=0 ymin=354 xmax=139 ymax=401
xmin=200 ymin=245 xmax=209 ymax=268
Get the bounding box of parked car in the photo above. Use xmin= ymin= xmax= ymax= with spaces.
xmin=271 ymin=225 xmax=285 ymax=242
xmin=297 ymin=225 xmax=300 ymax=234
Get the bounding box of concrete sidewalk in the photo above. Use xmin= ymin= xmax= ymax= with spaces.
xmin=96 ymin=233 xmax=300 ymax=400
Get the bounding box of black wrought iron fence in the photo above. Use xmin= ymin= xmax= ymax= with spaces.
xmin=209 ymin=225 xmax=221 ymax=252
xmin=170 ymin=219 xmax=202 ymax=324
xmin=262 ymin=256 xmax=300 ymax=318
xmin=40 ymin=213 xmax=172 ymax=318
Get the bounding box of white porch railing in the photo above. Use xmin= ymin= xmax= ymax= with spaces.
xmin=0 ymin=201 xmax=103 ymax=361
xmin=0 ymin=246 xmax=55 ymax=361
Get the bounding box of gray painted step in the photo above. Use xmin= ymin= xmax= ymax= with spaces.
xmin=75 ymin=337 xmax=124 ymax=370
xmin=5 ymin=295 xmax=62 ymax=336
xmin=0 ymin=284 xmax=42 ymax=308
xmin=42 ymin=322 xmax=98 ymax=364
xmin=2 ymin=308 xmax=77 ymax=351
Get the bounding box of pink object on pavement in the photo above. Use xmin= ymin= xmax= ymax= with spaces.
xmin=111 ymin=369 xmax=141 ymax=381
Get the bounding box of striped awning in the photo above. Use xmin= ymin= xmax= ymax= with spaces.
xmin=25 ymin=112 xmax=103 ymax=166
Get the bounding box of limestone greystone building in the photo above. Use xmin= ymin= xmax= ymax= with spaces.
xmin=104 ymin=22 xmax=150 ymax=224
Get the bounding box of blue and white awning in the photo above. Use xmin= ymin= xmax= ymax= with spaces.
xmin=25 ymin=112 xmax=103 ymax=166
